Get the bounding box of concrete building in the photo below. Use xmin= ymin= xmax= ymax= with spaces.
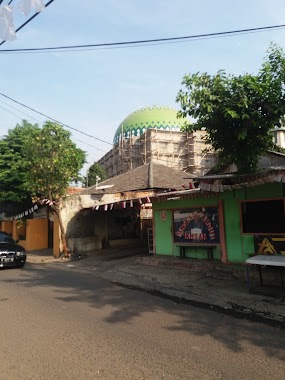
xmin=98 ymin=105 xmax=217 ymax=178
xmin=272 ymin=126 xmax=285 ymax=149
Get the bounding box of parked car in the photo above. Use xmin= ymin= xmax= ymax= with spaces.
xmin=0 ymin=231 xmax=26 ymax=268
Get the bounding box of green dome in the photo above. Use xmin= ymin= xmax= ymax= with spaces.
xmin=113 ymin=106 xmax=184 ymax=144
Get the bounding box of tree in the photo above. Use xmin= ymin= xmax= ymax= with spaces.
xmin=83 ymin=162 xmax=108 ymax=187
xmin=176 ymin=43 xmax=285 ymax=173
xmin=23 ymin=121 xmax=86 ymax=257
xmin=0 ymin=121 xmax=39 ymax=214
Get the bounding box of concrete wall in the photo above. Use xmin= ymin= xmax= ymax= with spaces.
xmin=1 ymin=221 xmax=13 ymax=235
xmin=272 ymin=128 xmax=285 ymax=148
xmin=153 ymin=183 xmax=284 ymax=263
xmin=1 ymin=219 xmax=49 ymax=251
xmin=67 ymin=237 xmax=103 ymax=252
xmin=65 ymin=207 xmax=141 ymax=253
xmin=60 ymin=191 xmax=153 ymax=254
xmin=11 ymin=219 xmax=48 ymax=251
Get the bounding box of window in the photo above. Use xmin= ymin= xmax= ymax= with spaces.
xmin=241 ymin=199 xmax=285 ymax=234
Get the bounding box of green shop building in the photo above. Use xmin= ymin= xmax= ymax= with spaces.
xmin=152 ymin=169 xmax=285 ymax=263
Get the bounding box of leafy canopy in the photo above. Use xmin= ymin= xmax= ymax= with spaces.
xmin=176 ymin=43 xmax=285 ymax=173
xmin=0 ymin=120 xmax=39 ymax=205
xmin=23 ymin=121 xmax=86 ymax=202
xmin=83 ymin=162 xmax=108 ymax=187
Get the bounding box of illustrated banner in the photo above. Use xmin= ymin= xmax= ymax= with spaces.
xmin=254 ymin=235 xmax=285 ymax=255
xmin=173 ymin=207 xmax=220 ymax=244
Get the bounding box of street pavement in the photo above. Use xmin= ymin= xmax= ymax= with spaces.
xmin=27 ymin=247 xmax=285 ymax=328
xmin=0 ymin=260 xmax=284 ymax=379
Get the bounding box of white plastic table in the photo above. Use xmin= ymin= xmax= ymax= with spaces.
xmin=245 ymin=255 xmax=285 ymax=292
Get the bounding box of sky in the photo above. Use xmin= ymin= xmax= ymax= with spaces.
xmin=1 ymin=0 xmax=285 ymax=175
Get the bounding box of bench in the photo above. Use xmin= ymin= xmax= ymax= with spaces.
xmin=245 ymin=254 xmax=285 ymax=292
xmin=175 ymin=244 xmax=217 ymax=260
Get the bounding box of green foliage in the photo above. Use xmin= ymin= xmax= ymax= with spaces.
xmin=83 ymin=162 xmax=108 ymax=187
xmin=0 ymin=120 xmax=39 ymax=204
xmin=176 ymin=43 xmax=285 ymax=173
xmin=23 ymin=121 xmax=86 ymax=202
xmin=270 ymin=143 xmax=285 ymax=155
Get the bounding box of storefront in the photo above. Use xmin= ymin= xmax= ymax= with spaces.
xmin=152 ymin=171 xmax=285 ymax=263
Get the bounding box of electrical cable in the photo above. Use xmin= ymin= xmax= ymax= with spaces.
xmin=0 ymin=0 xmax=56 ymax=47
xmin=0 ymin=92 xmax=113 ymax=146
xmin=0 ymin=97 xmax=107 ymax=157
xmin=0 ymin=92 xmax=204 ymax=169
xmin=0 ymin=103 xmax=26 ymax=120
xmin=0 ymin=98 xmax=40 ymax=121
xmin=0 ymin=98 xmax=186 ymax=168
xmin=0 ymin=28 xmax=279 ymax=55
xmin=0 ymin=23 xmax=284 ymax=53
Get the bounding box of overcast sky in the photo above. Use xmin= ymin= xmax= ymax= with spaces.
xmin=1 ymin=0 xmax=285 ymax=174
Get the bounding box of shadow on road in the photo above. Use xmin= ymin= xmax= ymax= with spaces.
xmin=2 ymin=262 xmax=285 ymax=362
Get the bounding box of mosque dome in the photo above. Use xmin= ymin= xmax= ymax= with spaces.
xmin=113 ymin=105 xmax=184 ymax=144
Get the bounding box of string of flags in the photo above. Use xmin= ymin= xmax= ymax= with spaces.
xmin=182 ymin=182 xmax=195 ymax=190
xmin=92 ymin=197 xmax=152 ymax=211
xmin=6 ymin=197 xmax=152 ymax=220
xmin=6 ymin=198 xmax=56 ymax=220
xmin=7 ymin=204 xmax=39 ymax=220
xmin=0 ymin=0 xmax=45 ymax=41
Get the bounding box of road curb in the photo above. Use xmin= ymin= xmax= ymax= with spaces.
xmin=113 ymin=281 xmax=285 ymax=329
xmin=98 ymin=268 xmax=285 ymax=328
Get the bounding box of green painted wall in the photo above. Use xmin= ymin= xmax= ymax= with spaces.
xmin=153 ymin=183 xmax=284 ymax=263
xmin=154 ymin=210 xmax=173 ymax=255
xmin=222 ymin=189 xmax=254 ymax=263
xmin=153 ymin=197 xmax=221 ymax=259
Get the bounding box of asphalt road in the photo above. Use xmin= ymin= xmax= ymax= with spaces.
xmin=0 ymin=263 xmax=284 ymax=380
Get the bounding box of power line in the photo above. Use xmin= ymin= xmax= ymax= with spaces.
xmin=0 ymin=0 xmax=56 ymax=47
xmin=0 ymin=99 xmax=107 ymax=166
xmin=0 ymin=95 xmax=110 ymax=156
xmin=0 ymin=98 xmax=40 ymax=121
xmin=0 ymin=92 xmax=179 ymax=165
xmin=0 ymin=92 xmax=192 ymax=168
xmin=0 ymin=92 xmax=114 ymax=146
xmin=0 ymin=98 xmax=108 ymax=153
xmin=0 ymin=28 xmax=276 ymax=56
xmin=0 ymin=103 xmax=26 ymax=120
xmin=72 ymin=137 xmax=106 ymax=153
xmin=0 ymin=23 xmax=284 ymax=53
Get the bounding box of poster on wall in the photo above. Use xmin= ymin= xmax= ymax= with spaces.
xmin=173 ymin=207 xmax=220 ymax=244
xmin=254 ymin=235 xmax=285 ymax=255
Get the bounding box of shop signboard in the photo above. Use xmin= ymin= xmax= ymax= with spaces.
xmin=173 ymin=207 xmax=220 ymax=244
xmin=254 ymin=235 xmax=285 ymax=255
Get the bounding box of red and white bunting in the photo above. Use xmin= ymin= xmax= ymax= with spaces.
xmin=9 ymin=203 xmax=40 ymax=221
